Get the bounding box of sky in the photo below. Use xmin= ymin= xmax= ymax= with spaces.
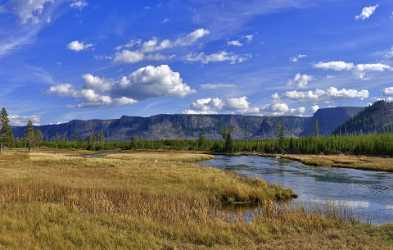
xmin=1 ymin=0 xmax=393 ymax=125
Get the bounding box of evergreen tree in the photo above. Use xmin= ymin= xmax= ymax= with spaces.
xmin=0 ymin=108 xmax=14 ymax=152
xmin=222 ymin=127 xmax=234 ymax=153
xmin=197 ymin=132 xmax=207 ymax=150
xmin=26 ymin=120 xmax=34 ymax=152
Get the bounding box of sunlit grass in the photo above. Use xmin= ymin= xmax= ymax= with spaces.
xmin=0 ymin=149 xmax=389 ymax=249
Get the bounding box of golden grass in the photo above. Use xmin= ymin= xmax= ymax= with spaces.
xmin=280 ymin=154 xmax=393 ymax=172
xmin=0 ymin=149 xmax=390 ymax=249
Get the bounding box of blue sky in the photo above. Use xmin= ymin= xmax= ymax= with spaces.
xmin=1 ymin=0 xmax=393 ymax=125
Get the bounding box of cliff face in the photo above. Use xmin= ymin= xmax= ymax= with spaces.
xmin=13 ymin=114 xmax=309 ymax=140
xmin=12 ymin=106 xmax=367 ymax=141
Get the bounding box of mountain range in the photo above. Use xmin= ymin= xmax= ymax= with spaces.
xmin=13 ymin=106 xmax=366 ymax=141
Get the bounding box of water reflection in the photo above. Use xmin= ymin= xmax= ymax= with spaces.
xmin=202 ymin=155 xmax=393 ymax=224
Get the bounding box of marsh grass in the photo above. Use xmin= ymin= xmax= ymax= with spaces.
xmin=281 ymin=154 xmax=393 ymax=172
xmin=0 ymin=150 xmax=390 ymax=249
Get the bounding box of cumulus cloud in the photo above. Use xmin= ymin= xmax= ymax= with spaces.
xmin=284 ymin=87 xmax=369 ymax=101
xmin=355 ymin=63 xmax=392 ymax=79
xmin=270 ymin=102 xmax=289 ymax=113
xmin=114 ymin=65 xmax=194 ymax=99
xmin=114 ymin=28 xmax=209 ymax=64
xmin=314 ymin=61 xmax=392 ymax=79
xmin=355 ymin=5 xmax=378 ymax=20
xmin=67 ymin=40 xmax=93 ymax=52
xmin=265 ymin=102 xmax=307 ymax=116
xmin=49 ymin=65 xmax=194 ymax=108
xmin=326 ymin=87 xmax=369 ymax=100
xmin=70 ymin=0 xmax=88 ymax=10
xmin=291 ymin=54 xmax=307 ymax=63
xmin=82 ymin=74 xmax=112 ymax=93
xmin=185 ymin=96 xmax=259 ymax=114
xmin=185 ymin=51 xmax=249 ymax=64
xmin=288 ymin=73 xmax=312 ymax=88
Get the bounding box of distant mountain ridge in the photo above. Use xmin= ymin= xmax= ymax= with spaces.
xmin=12 ymin=106 xmax=365 ymax=141
xmin=334 ymin=101 xmax=393 ymax=135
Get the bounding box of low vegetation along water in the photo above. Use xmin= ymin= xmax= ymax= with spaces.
xmin=203 ymin=155 xmax=393 ymax=224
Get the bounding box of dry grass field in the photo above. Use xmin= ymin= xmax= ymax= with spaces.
xmin=280 ymin=154 xmax=393 ymax=172
xmin=0 ymin=149 xmax=390 ymax=249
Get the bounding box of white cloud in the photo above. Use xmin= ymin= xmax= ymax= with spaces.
xmin=227 ymin=40 xmax=243 ymax=47
xmin=200 ymin=83 xmax=237 ymax=90
xmin=67 ymin=40 xmax=93 ymax=52
xmin=356 ymin=63 xmax=391 ymax=72
xmin=174 ymin=28 xmax=210 ymax=47
xmin=314 ymin=61 xmax=392 ymax=79
xmin=49 ymin=65 xmax=193 ymax=108
xmin=0 ymin=0 xmax=60 ymax=57
xmin=311 ymin=105 xmax=320 ymax=113
xmin=314 ymin=61 xmax=355 ymax=71
xmin=384 ymin=87 xmax=393 ymax=95
xmin=326 ymin=87 xmax=369 ymax=100
xmin=355 ymin=5 xmax=378 ymax=21
xmin=270 ymin=102 xmax=289 ymax=113
xmin=355 ymin=63 xmax=392 ymax=79
xmin=264 ymin=102 xmax=306 ymax=116
xmin=12 ymin=0 xmax=55 ymax=24
xmin=82 ymin=74 xmax=112 ymax=93
xmin=70 ymin=0 xmax=88 ymax=10
xmin=10 ymin=114 xmax=41 ymax=126
xmin=114 ymin=28 xmax=209 ymax=64
xmin=284 ymin=87 xmax=369 ymax=101
xmin=185 ymin=96 xmax=259 ymax=114
xmin=185 ymin=51 xmax=249 ymax=64
xmin=113 ymin=50 xmax=145 ymax=64
xmin=227 ymin=34 xmax=253 ymax=47
xmin=272 ymin=93 xmax=280 ymax=100
xmin=113 ymin=50 xmax=174 ymax=64
xmin=288 ymin=73 xmax=312 ymax=88
xmin=285 ymin=89 xmax=325 ymax=101
xmin=49 ymin=83 xmax=79 ymax=97
xmin=291 ymin=54 xmax=307 ymax=63
xmin=115 ymin=65 xmax=194 ymax=99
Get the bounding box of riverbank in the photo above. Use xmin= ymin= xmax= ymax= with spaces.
xmin=273 ymin=154 xmax=393 ymax=172
xmin=0 ymin=149 xmax=391 ymax=249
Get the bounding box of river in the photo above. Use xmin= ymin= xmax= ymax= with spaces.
xmin=202 ymin=155 xmax=393 ymax=224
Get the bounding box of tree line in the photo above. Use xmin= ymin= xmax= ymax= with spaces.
xmin=0 ymin=108 xmax=42 ymax=152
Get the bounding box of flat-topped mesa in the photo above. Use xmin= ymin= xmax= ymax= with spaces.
xmin=12 ymin=106 xmax=366 ymax=141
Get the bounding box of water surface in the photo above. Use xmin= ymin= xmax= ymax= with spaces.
xmin=202 ymin=155 xmax=393 ymax=224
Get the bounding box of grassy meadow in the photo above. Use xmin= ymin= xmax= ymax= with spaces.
xmin=0 ymin=149 xmax=390 ymax=249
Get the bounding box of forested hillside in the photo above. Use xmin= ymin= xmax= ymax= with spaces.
xmin=335 ymin=101 xmax=393 ymax=135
